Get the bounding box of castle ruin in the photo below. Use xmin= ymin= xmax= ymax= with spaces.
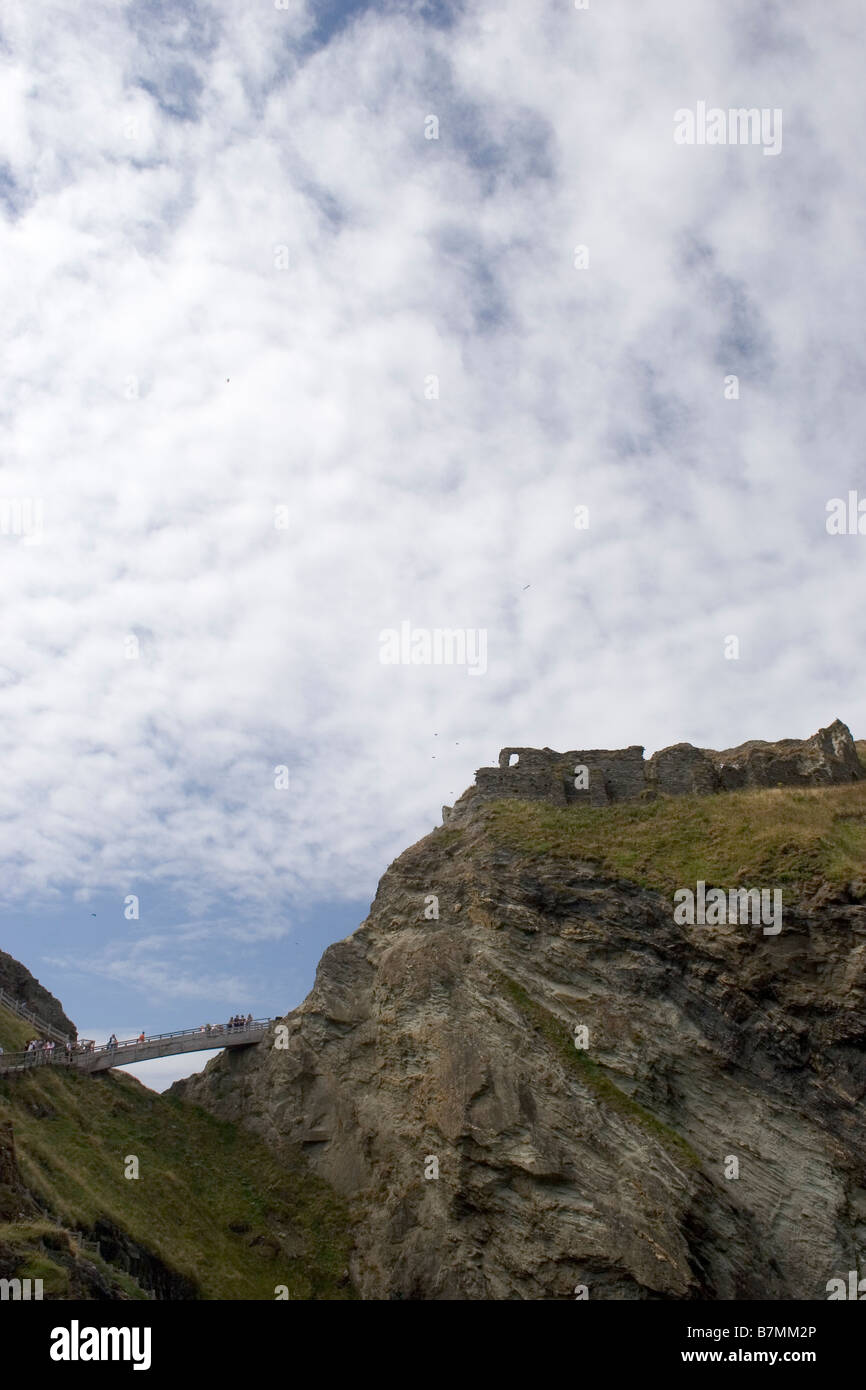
xmin=442 ymin=718 xmax=863 ymax=823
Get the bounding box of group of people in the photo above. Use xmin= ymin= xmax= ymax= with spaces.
xmin=24 ymin=1037 xmax=95 ymax=1057
xmin=102 ymin=1033 xmax=147 ymax=1051
xmin=199 ymin=1014 xmax=254 ymax=1036
xmin=99 ymin=1033 xmax=147 ymax=1051
xmin=9 ymin=1016 xmax=258 ymax=1062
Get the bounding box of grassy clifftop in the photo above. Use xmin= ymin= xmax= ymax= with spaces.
xmin=484 ymin=777 xmax=866 ymax=899
xmin=0 ymin=1004 xmax=355 ymax=1300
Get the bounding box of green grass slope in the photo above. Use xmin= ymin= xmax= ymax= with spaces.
xmin=0 ymin=1006 xmax=355 ymax=1300
xmin=0 ymin=1007 xmax=34 ymax=1055
xmin=485 ymin=778 xmax=866 ymax=899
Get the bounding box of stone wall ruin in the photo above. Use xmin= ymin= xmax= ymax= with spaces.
xmin=442 ymin=718 xmax=863 ymax=823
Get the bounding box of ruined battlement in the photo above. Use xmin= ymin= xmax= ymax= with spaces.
xmin=442 ymin=719 xmax=863 ymax=823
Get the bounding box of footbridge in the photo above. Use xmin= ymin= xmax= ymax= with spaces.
xmin=0 ymin=1005 xmax=276 ymax=1076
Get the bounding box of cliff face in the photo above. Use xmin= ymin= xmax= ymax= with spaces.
xmin=172 ymin=721 xmax=866 ymax=1300
xmin=0 ymin=948 xmax=77 ymax=1039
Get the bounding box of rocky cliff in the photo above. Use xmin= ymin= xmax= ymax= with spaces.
xmin=172 ymin=720 xmax=866 ymax=1300
xmin=0 ymin=947 xmax=77 ymax=1039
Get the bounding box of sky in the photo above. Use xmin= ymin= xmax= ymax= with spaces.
xmin=0 ymin=0 xmax=864 ymax=1089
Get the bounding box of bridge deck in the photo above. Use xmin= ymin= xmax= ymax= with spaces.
xmin=0 ymin=1020 xmax=274 ymax=1076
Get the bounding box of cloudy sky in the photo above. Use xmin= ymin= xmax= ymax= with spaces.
xmin=1 ymin=0 xmax=863 ymax=1088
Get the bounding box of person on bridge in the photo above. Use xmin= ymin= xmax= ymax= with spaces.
xmin=246 ymin=1013 xmax=253 ymax=1026
xmin=138 ymin=1032 xmax=145 ymax=1043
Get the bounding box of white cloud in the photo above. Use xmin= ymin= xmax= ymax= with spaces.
xmin=0 ymin=0 xmax=863 ymax=944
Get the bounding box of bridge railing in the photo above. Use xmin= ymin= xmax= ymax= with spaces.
xmin=98 ymin=1019 xmax=275 ymax=1052
xmin=0 ymin=985 xmax=73 ymax=1045
xmin=0 ymin=1018 xmax=276 ymax=1073
xmin=0 ymin=1048 xmax=77 ymax=1072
